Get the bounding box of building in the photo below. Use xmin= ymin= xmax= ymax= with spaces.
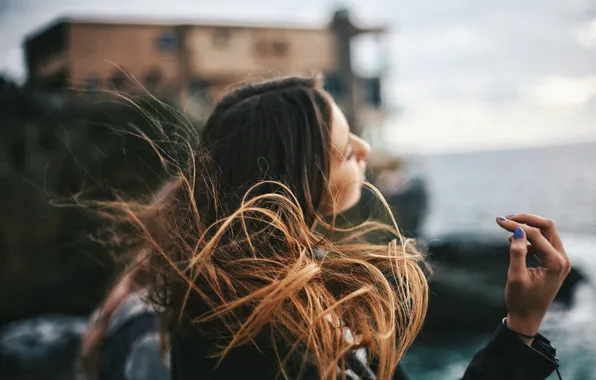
xmin=24 ymin=11 xmax=387 ymax=129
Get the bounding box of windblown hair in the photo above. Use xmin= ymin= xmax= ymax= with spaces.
xmin=95 ymin=76 xmax=429 ymax=379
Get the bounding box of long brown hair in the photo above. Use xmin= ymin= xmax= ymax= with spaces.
xmin=96 ymin=76 xmax=428 ymax=379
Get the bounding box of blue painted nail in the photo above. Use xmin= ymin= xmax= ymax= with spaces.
xmin=498 ymin=216 xmax=506 ymax=221
xmin=514 ymin=227 xmax=524 ymax=240
xmin=507 ymin=214 xmax=516 ymax=217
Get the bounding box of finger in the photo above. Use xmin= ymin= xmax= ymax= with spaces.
xmin=508 ymin=235 xmax=533 ymax=249
xmin=507 ymin=214 xmax=570 ymax=271
xmin=497 ymin=217 xmax=558 ymax=261
xmin=507 ymin=236 xmax=543 ymax=264
xmin=508 ymin=227 xmax=529 ymax=280
xmin=507 ymin=214 xmax=564 ymax=252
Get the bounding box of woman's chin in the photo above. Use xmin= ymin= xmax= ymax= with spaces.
xmin=320 ymin=186 xmax=363 ymax=216
xmin=336 ymin=191 xmax=362 ymax=214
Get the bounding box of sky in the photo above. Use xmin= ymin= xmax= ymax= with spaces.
xmin=1 ymin=0 xmax=596 ymax=153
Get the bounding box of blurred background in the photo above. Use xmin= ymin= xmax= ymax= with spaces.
xmin=0 ymin=1 xmax=595 ymax=379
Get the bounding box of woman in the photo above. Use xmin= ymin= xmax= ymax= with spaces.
xmin=95 ymin=76 xmax=569 ymax=379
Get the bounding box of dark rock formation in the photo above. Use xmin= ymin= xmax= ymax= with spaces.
xmin=419 ymin=233 xmax=586 ymax=341
xmin=0 ymin=88 xmax=188 ymax=327
xmin=0 ymin=315 xmax=87 ymax=380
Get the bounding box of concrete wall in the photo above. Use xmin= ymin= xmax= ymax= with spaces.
xmin=67 ymin=23 xmax=183 ymax=90
xmin=62 ymin=23 xmax=337 ymax=90
xmin=185 ymin=26 xmax=337 ymax=80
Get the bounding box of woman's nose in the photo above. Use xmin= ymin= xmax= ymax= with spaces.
xmin=353 ymin=135 xmax=371 ymax=161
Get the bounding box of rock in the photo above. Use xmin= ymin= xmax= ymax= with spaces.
xmin=418 ymin=233 xmax=586 ymax=341
xmin=349 ymin=173 xmax=429 ymax=239
xmin=384 ymin=176 xmax=428 ymax=239
xmin=0 ymin=315 xmax=87 ymax=380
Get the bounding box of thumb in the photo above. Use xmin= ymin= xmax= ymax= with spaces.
xmin=509 ymin=227 xmax=529 ymax=279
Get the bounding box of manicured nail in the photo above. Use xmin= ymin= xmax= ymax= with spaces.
xmin=507 ymin=214 xmax=516 ymax=218
xmin=514 ymin=227 xmax=524 ymax=240
xmin=498 ymin=216 xmax=506 ymax=221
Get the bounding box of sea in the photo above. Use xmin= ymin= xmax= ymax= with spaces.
xmin=400 ymin=142 xmax=596 ymax=379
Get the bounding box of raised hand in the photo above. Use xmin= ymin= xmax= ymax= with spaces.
xmin=496 ymin=214 xmax=571 ymax=341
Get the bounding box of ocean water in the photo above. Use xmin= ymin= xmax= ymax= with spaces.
xmin=401 ymin=143 xmax=596 ymax=379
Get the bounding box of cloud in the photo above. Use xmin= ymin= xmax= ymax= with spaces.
xmin=523 ymin=76 xmax=596 ymax=107
xmin=375 ymin=97 xmax=596 ymax=154
xmin=369 ymin=0 xmax=596 ymax=153
xmin=577 ymin=18 xmax=596 ymax=48
xmin=399 ymin=27 xmax=486 ymax=58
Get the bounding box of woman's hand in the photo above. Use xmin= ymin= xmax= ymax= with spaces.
xmin=496 ymin=214 xmax=571 ymax=342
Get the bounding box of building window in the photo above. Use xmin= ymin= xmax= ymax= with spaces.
xmin=324 ymin=72 xmax=346 ymax=100
xmin=254 ymin=40 xmax=290 ymax=57
xmin=85 ymin=73 xmax=102 ymax=90
xmin=272 ymin=41 xmax=289 ymax=56
xmin=363 ymin=77 xmax=382 ymax=107
xmin=44 ymin=68 xmax=69 ymax=91
xmin=155 ymin=30 xmax=178 ymax=53
xmin=110 ymin=71 xmax=128 ymax=89
xmin=144 ymin=68 xmax=163 ymax=90
xmin=212 ymin=29 xmax=231 ymax=49
xmin=189 ymin=79 xmax=210 ymax=99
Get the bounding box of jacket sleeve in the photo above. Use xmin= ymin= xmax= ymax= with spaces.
xmin=462 ymin=321 xmax=560 ymax=380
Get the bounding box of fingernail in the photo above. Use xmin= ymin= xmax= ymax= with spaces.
xmin=498 ymin=216 xmax=506 ymax=221
xmin=507 ymin=214 xmax=515 ymax=217
xmin=514 ymin=227 xmax=524 ymax=240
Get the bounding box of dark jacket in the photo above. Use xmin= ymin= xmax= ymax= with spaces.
xmin=169 ymin=320 xmax=560 ymax=380
xmin=96 ymin=292 xmax=170 ymax=380
xmin=98 ymin=292 xmax=560 ymax=380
